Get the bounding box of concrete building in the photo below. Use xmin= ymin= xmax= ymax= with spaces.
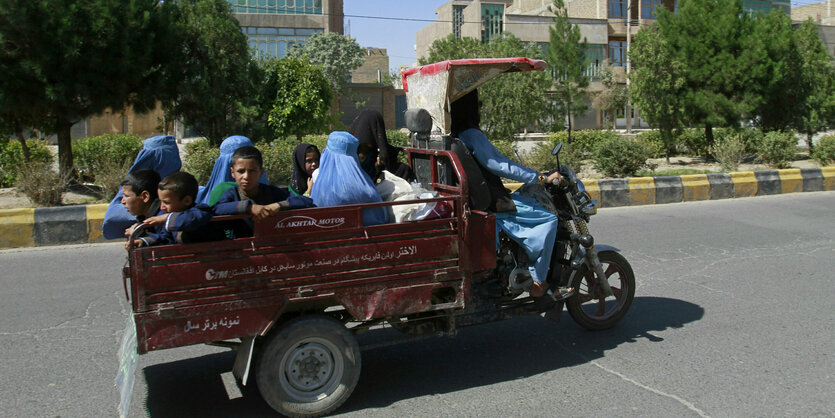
xmin=230 ymin=0 xmax=343 ymax=60
xmin=416 ymin=0 xmax=791 ymax=130
xmin=792 ymin=0 xmax=835 ymax=58
xmin=339 ymin=47 xmax=405 ymax=129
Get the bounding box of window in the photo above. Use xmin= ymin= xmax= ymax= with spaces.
xmin=608 ymin=40 xmax=627 ymax=67
xmin=228 ymin=0 xmax=322 ymax=15
xmin=641 ymin=0 xmax=663 ymax=19
xmin=608 ymin=0 xmax=627 ymax=18
xmin=241 ymin=27 xmax=324 ymax=59
xmin=453 ymin=5 xmax=465 ymax=39
xmin=481 ymin=3 xmax=503 ymax=43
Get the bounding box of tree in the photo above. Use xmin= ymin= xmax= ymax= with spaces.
xmin=285 ymin=32 xmax=365 ymax=101
xmin=420 ymin=35 xmax=482 ymax=65
xmin=655 ymin=0 xmax=754 ymax=155
xmin=0 ymin=0 xmax=178 ymax=178
xmin=164 ymin=0 xmax=262 ymax=145
xmin=792 ymin=19 xmax=835 ymax=152
xmin=744 ymin=10 xmax=805 ymax=133
xmin=593 ymin=63 xmax=628 ymax=130
xmin=419 ymin=34 xmax=552 ymax=142
xmin=264 ymin=58 xmax=334 ymax=141
xmin=629 ymin=24 xmax=686 ymax=162
xmin=545 ymin=0 xmax=589 ymax=142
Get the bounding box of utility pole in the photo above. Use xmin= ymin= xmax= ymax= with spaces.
xmin=625 ymin=0 xmax=632 ymax=133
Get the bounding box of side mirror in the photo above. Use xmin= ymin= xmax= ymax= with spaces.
xmin=552 ymin=143 xmax=563 ymax=156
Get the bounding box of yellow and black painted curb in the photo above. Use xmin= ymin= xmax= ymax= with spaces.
xmin=0 ymin=203 xmax=109 ymax=249
xmin=580 ymin=167 xmax=834 ymax=208
xmin=1 ymin=167 xmax=833 ymax=249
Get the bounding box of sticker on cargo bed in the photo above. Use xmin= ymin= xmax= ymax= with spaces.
xmin=275 ymin=215 xmax=345 ymax=229
xmin=184 ymin=316 xmax=240 ymax=332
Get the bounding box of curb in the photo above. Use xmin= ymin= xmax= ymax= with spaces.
xmin=1 ymin=167 xmax=833 ymax=249
xmin=580 ymin=167 xmax=834 ymax=209
xmin=0 ymin=203 xmax=110 ymax=249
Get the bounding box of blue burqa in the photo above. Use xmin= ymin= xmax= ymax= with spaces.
xmin=458 ymin=128 xmax=558 ymax=285
xmin=311 ymin=131 xmax=388 ymax=226
xmin=194 ymin=135 xmax=269 ymax=205
xmin=102 ymin=135 xmax=182 ymax=239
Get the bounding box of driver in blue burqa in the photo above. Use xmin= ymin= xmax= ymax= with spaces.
xmin=451 ymin=89 xmax=571 ymax=298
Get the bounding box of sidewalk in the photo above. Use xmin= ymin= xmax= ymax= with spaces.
xmin=1 ymin=167 xmax=833 ymax=249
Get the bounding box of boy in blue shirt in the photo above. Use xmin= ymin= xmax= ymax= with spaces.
xmin=214 ymin=146 xmax=314 ymax=238
xmin=120 ymin=169 xmax=161 ymax=241
xmin=131 ymin=171 xmax=224 ymax=247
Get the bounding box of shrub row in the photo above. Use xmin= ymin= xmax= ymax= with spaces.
xmin=0 ymin=139 xmax=54 ymax=187
xmin=812 ymin=134 xmax=835 ymax=166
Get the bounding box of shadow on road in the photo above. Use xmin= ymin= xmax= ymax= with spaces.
xmin=140 ymin=296 xmax=703 ymax=416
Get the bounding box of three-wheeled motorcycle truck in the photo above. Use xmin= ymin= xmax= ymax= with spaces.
xmin=120 ymin=57 xmax=635 ymax=417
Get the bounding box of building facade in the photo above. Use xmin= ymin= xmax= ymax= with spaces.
xmin=416 ymin=0 xmax=792 ymax=130
xmin=229 ymin=0 xmax=344 ymax=60
xmin=792 ymin=0 xmax=835 ymax=59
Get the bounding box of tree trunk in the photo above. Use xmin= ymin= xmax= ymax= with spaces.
xmin=807 ymin=130 xmax=814 ymax=154
xmin=15 ymin=129 xmax=31 ymax=162
xmin=704 ymin=123 xmax=714 ymax=162
xmin=56 ymin=121 xmax=74 ymax=180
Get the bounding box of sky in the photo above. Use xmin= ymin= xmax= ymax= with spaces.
xmin=343 ymin=0 xmax=449 ymax=73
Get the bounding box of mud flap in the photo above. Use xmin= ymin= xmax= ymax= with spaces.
xmin=232 ymin=336 xmax=256 ymax=386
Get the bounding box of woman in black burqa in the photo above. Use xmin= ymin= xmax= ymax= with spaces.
xmin=289 ymin=142 xmax=320 ymax=196
xmin=349 ymin=109 xmax=415 ymax=183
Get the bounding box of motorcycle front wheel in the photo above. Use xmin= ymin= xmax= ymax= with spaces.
xmin=566 ymin=250 xmax=635 ymax=330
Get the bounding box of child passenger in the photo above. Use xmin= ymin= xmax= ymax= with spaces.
xmin=119 ymin=169 xmax=161 ymax=239
xmin=196 ymin=135 xmax=269 ymax=205
xmin=131 ymin=171 xmax=224 ymax=248
xmin=213 ymin=146 xmax=314 ymax=238
xmin=103 ymin=135 xmax=181 ymax=239
xmin=289 ymin=143 xmax=320 ymax=196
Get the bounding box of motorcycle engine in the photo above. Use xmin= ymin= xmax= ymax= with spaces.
xmin=497 ymin=234 xmax=531 ymax=297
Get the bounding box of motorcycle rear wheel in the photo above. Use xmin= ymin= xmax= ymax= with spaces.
xmin=566 ymin=250 xmax=635 ymax=330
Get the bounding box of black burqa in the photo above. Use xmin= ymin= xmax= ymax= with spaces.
xmin=349 ymin=109 xmax=413 ymax=182
xmin=450 ymin=89 xmax=481 ymax=138
xmin=290 ymin=143 xmax=319 ymax=195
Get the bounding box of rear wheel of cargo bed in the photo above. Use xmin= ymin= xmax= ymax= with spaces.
xmin=256 ymin=315 xmax=361 ymax=417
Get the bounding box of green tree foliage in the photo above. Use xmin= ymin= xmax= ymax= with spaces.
xmin=545 ymin=0 xmax=589 ymax=140
xmin=629 ymin=24 xmax=686 ymax=162
xmin=744 ymin=11 xmax=805 ymax=133
xmin=286 ymin=32 xmax=365 ymax=100
xmin=653 ymin=0 xmax=753 ymax=154
xmin=164 ymin=0 xmax=262 ymax=146
xmin=420 ymin=35 xmax=482 ymax=64
xmin=419 ymin=34 xmax=552 ymax=142
xmin=0 ymin=0 xmax=178 ymax=178
xmin=792 ymin=19 xmax=835 ymax=152
xmin=263 ymin=58 xmax=334 ymax=141
xmin=476 ymin=36 xmax=553 ymax=141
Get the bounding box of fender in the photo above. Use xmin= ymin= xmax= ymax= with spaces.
xmin=567 ymin=244 xmax=621 ymax=282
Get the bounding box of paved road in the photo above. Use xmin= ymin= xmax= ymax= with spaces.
xmin=1 ymin=192 xmax=833 ymax=417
